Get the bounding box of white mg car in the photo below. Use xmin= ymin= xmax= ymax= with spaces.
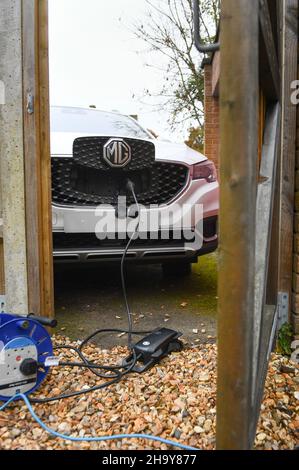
xmin=51 ymin=106 xmax=219 ymax=276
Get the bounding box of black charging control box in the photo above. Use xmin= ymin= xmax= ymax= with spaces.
xmin=124 ymin=328 xmax=183 ymax=373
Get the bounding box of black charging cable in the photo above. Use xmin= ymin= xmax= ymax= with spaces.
xmin=30 ymin=327 xmax=157 ymax=403
xmin=31 ymin=352 xmax=138 ymax=403
xmin=29 ymin=182 xmax=148 ymax=403
xmin=121 ymin=180 xmax=141 ymax=349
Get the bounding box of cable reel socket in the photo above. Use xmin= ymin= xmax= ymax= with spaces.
xmin=0 ymin=313 xmax=56 ymax=401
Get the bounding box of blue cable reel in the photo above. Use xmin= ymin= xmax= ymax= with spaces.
xmin=0 ymin=314 xmax=198 ymax=451
xmin=0 ymin=313 xmax=56 ymax=401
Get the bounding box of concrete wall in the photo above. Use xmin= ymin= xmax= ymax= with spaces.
xmin=0 ymin=0 xmax=29 ymax=313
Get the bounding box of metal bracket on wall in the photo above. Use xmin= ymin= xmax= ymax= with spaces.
xmin=277 ymin=292 xmax=289 ymax=330
xmin=0 ymin=295 xmax=6 ymax=313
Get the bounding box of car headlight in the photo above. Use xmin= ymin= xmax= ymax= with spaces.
xmin=192 ymin=160 xmax=217 ymax=183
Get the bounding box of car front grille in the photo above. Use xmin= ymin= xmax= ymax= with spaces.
xmin=51 ymin=137 xmax=189 ymax=207
xmin=53 ymin=232 xmax=187 ymax=250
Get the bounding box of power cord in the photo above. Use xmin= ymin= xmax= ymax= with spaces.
xmin=121 ymin=180 xmax=141 ymax=349
xmin=0 ymin=181 xmax=199 ymax=450
xmin=0 ymin=394 xmax=198 ymax=451
xmin=30 ymin=335 xmax=134 ymax=403
xmin=30 ymin=182 xmax=145 ymax=403
xmin=30 ymin=332 xmax=143 ymax=403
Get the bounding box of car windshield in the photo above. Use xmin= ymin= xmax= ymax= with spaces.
xmin=50 ymin=107 xmax=150 ymax=139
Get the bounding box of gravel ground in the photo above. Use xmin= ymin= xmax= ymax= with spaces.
xmin=0 ymin=336 xmax=298 ymax=451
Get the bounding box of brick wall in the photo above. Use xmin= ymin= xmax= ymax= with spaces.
xmin=204 ymin=64 xmax=220 ymax=169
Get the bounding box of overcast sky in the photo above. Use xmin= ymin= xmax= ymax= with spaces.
xmin=48 ymin=0 xmax=178 ymax=140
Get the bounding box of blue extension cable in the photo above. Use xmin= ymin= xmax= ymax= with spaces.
xmin=0 ymin=394 xmax=198 ymax=451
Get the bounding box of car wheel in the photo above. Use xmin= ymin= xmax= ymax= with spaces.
xmin=162 ymin=261 xmax=192 ymax=277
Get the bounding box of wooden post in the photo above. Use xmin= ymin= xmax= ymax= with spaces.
xmin=38 ymin=1 xmax=54 ymax=318
xmin=217 ymin=0 xmax=259 ymax=450
xmin=22 ymin=0 xmax=54 ymax=318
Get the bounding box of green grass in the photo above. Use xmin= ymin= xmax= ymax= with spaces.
xmin=129 ymin=253 xmax=218 ymax=317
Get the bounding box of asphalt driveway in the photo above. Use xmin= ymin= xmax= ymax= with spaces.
xmin=54 ymin=253 xmax=218 ymax=349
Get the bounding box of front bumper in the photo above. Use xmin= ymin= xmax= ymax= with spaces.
xmin=52 ymin=179 xmax=219 ymax=263
xmin=53 ymin=221 xmax=218 ymax=264
xmin=52 ymin=242 xmax=218 ymax=264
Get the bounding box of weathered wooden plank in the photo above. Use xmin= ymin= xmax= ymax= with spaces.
xmin=217 ymin=0 xmax=259 ymax=450
xmin=22 ymin=0 xmax=54 ymax=318
xmin=259 ymin=0 xmax=280 ymax=99
xmin=258 ymin=91 xmax=266 ymax=167
xmin=278 ymin=0 xmax=298 ymax=312
xmin=22 ymin=0 xmax=42 ymax=314
xmin=37 ymin=0 xmax=54 ymax=318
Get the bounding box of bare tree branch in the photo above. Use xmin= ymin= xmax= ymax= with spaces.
xmin=132 ymin=0 xmax=219 ymax=133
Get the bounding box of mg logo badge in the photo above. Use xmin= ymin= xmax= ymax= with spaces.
xmin=103 ymin=138 xmax=132 ymax=168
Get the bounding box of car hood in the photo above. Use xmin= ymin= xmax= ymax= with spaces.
xmin=51 ymin=132 xmax=207 ymax=166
